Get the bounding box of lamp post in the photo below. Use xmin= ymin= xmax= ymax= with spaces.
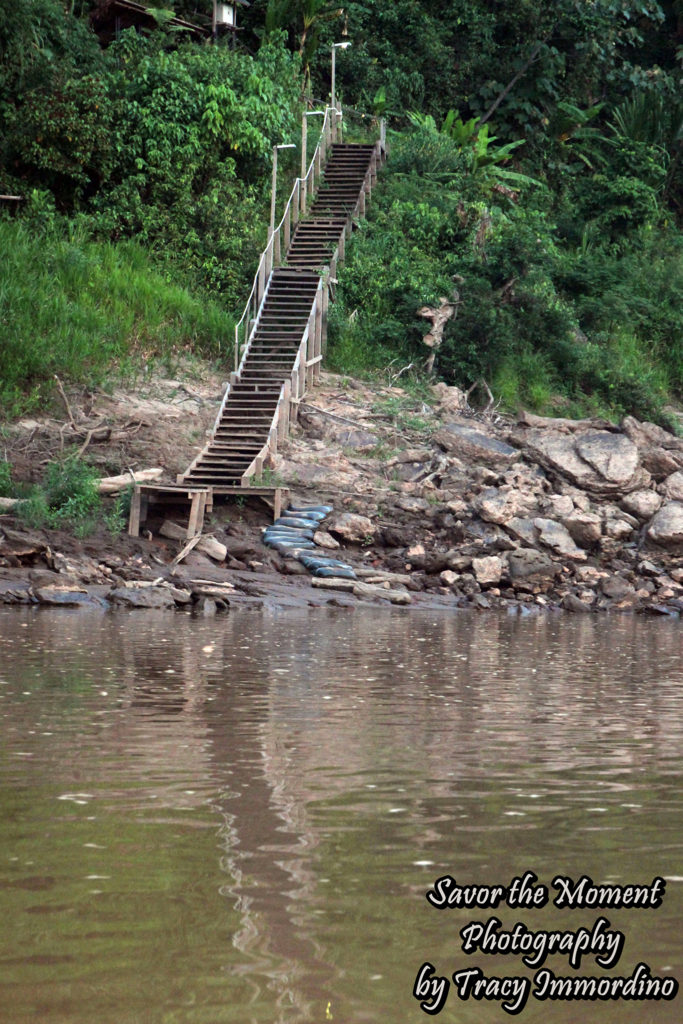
xmin=270 ymin=143 xmax=296 ymax=242
xmin=330 ymin=41 xmax=351 ymax=113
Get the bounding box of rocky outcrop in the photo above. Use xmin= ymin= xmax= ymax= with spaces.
xmin=435 ymin=422 xmax=520 ymax=465
xmin=517 ymin=428 xmax=648 ymax=496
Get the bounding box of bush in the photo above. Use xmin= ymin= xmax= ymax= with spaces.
xmin=17 ymin=456 xmax=101 ymax=535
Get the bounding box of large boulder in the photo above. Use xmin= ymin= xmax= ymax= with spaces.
xmin=647 ymin=503 xmax=683 ymax=548
xmin=521 ymin=428 xmax=648 ymax=496
xmin=434 ymin=422 xmax=520 ymax=465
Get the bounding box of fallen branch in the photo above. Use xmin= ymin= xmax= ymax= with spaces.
xmin=170 ymin=534 xmax=202 ymax=572
xmin=76 ymin=420 xmax=110 ymax=458
xmin=465 ymin=377 xmax=495 ymax=414
xmin=0 ymin=497 xmax=19 ymax=512
xmin=54 ymin=375 xmax=77 ymax=429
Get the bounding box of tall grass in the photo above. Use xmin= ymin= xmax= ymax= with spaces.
xmin=0 ymin=220 xmax=236 ymax=416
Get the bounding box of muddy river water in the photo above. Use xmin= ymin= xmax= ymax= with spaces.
xmin=0 ymin=607 xmax=681 ymax=1023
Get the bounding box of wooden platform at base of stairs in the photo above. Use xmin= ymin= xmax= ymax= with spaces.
xmin=127 ymin=483 xmax=289 ymax=537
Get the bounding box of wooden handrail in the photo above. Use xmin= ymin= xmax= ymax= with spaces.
xmin=233 ymin=106 xmax=341 ymax=372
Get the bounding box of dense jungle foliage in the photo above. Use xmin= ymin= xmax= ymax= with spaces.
xmin=1 ymin=0 xmax=682 ymax=423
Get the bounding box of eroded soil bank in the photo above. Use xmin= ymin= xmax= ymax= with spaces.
xmin=1 ymin=369 xmax=682 ymax=615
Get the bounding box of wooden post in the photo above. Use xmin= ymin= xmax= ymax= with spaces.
xmin=283 ymin=205 xmax=290 ymax=253
xmin=315 ymin=293 xmax=323 ymax=381
xmin=292 ymin=180 xmax=300 ymax=226
xmin=274 ymin=229 xmax=281 ymax=267
xmin=128 ymin=486 xmax=142 ymax=537
xmin=322 ymin=275 xmax=330 ymax=358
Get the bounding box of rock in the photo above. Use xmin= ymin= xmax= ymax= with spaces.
xmin=109 ymin=586 xmax=177 ymax=609
xmin=313 ymin=529 xmax=340 ymax=550
xmin=637 ymin=560 xmax=661 ymax=578
xmin=621 ymin=416 xmax=683 ymax=451
xmin=507 ymin=549 xmax=560 ymax=581
xmin=600 ymin=576 xmax=635 ymax=600
xmin=431 ymin=382 xmax=467 ymax=415
xmin=434 ymin=422 xmax=520 ymax=465
xmin=440 ymin=569 xmax=459 ymax=587
xmin=521 ymin=429 xmax=648 ymax=496
xmin=463 ymin=520 xmax=514 ymax=550
xmin=397 ymin=495 xmax=431 ymax=513
xmin=471 ymin=555 xmax=504 ymax=586
xmin=661 ymin=471 xmax=683 ymax=502
xmin=574 ymin=566 xmax=607 ymax=585
xmin=562 ymin=511 xmax=602 ymax=547
xmin=33 ymin=586 xmax=104 ymax=608
xmin=647 ymin=502 xmax=683 ymax=547
xmin=533 ymin=518 xmax=587 ymax=560
xmin=335 ymin=428 xmax=380 ymax=451
xmin=474 ymin=487 xmax=535 ymax=525
xmin=406 ymin=542 xmax=426 ymax=561
xmin=575 ymin=431 xmax=640 ymax=486
xmin=541 ymin=494 xmax=575 ymax=518
xmin=330 ymin=512 xmax=375 ymax=544
xmin=604 ymin=518 xmax=634 ymax=541
xmin=505 ymin=517 xmax=538 ymax=546
xmin=640 ymin=447 xmax=682 ymax=480
xmin=562 ymin=593 xmax=592 ymax=613
xmin=620 ymin=489 xmax=662 ymax=519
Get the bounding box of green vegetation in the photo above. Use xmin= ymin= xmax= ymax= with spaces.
xmin=0 ymin=219 xmax=234 ymax=416
xmin=1 ymin=0 xmax=681 ymax=425
xmin=318 ymin=0 xmax=683 ymax=425
xmin=15 ymin=455 xmax=101 ymax=536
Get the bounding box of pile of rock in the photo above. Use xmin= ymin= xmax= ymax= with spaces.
xmin=290 ymin=388 xmax=683 ymax=614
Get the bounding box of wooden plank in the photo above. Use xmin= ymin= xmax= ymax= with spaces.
xmin=128 ymin=487 xmax=142 ymax=537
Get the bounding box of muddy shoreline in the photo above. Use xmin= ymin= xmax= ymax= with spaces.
xmin=1 ymin=371 xmax=682 ymax=616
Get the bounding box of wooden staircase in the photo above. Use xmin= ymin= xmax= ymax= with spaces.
xmin=180 ymin=141 xmax=380 ymax=489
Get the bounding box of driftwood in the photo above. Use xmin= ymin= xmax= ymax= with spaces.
xmin=0 ymin=497 xmax=19 ymax=512
xmin=98 ymin=468 xmax=163 ymax=494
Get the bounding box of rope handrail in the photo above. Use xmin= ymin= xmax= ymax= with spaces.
xmin=233 ymin=105 xmax=342 ymax=371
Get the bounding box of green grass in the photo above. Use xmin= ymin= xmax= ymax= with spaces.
xmin=0 ymin=220 xmax=236 ymax=417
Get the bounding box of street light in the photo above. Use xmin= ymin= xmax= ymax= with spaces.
xmin=331 ymin=41 xmax=351 ymax=113
xmin=301 ymin=110 xmax=325 ymax=178
xmin=270 ymin=143 xmax=296 ymax=241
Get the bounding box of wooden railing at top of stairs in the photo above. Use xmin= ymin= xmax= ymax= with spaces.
xmin=180 ymin=105 xmax=387 ymax=489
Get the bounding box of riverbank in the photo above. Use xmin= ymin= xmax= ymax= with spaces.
xmin=1 ymin=369 xmax=682 ymax=615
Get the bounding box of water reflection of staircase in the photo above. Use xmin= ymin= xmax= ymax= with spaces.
xmin=179 ymin=143 xmax=379 ymax=489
